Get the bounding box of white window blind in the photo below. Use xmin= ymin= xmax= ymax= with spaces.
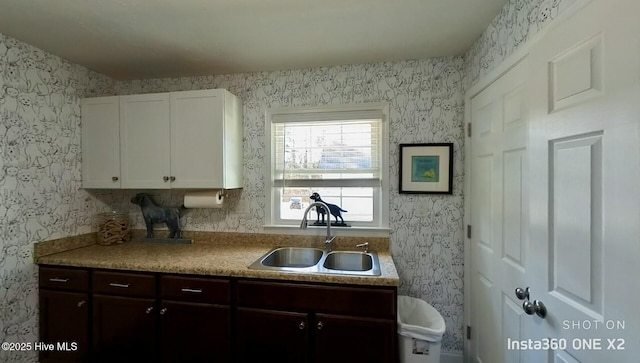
xmin=267 ymin=105 xmax=388 ymax=228
xmin=273 ymin=114 xmax=383 ymax=189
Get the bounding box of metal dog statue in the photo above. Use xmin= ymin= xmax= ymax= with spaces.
xmin=130 ymin=193 xmax=182 ymax=239
xmin=309 ymin=192 xmax=347 ymax=225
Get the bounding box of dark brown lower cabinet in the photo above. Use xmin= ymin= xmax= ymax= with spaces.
xmin=39 ymin=290 xmax=90 ymax=363
xmin=315 ymin=314 xmax=396 ymax=363
xmin=235 ymin=280 xmax=398 ymax=363
xmin=236 ymin=307 xmax=309 ymax=363
xmin=92 ymin=295 xmax=157 ymax=363
xmin=39 ymin=267 xmax=397 ymax=363
xmin=159 ymin=300 xmax=231 ymax=363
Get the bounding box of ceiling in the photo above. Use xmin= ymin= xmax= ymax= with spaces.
xmin=0 ymin=0 xmax=507 ymax=80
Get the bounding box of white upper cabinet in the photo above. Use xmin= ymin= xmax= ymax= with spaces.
xmin=81 ymin=96 xmax=121 ymax=189
xmin=81 ymin=89 xmax=243 ymax=190
xmin=170 ymin=89 xmax=243 ymax=189
xmin=120 ymin=93 xmax=172 ymax=189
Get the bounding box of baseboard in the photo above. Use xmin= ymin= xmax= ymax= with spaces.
xmin=440 ymin=350 xmax=463 ymax=363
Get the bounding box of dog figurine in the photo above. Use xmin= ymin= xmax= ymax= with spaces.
xmin=309 ymin=192 xmax=347 ymax=224
xmin=130 ymin=193 xmax=182 ymax=239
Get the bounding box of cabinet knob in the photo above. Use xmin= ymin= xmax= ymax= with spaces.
xmin=317 ymin=321 xmax=323 ymax=330
xmin=77 ymin=300 xmax=86 ymax=308
xmin=163 ymin=176 xmax=169 ymax=182
xmin=112 ymin=176 xmax=119 ymax=182
xmin=145 ymin=307 xmax=154 ymax=314
xmin=160 ymin=308 xmax=168 ymax=315
xmin=170 ymin=176 xmax=176 ymax=182
xmin=298 ymin=322 xmax=305 ymax=330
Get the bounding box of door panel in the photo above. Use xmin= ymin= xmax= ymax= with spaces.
xmin=469 ymin=1 xmax=639 ymax=362
xmin=470 ymin=58 xmax=529 ymax=363
xmin=526 ymin=0 xmax=639 ymax=361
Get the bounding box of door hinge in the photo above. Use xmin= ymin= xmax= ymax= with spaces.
xmin=467 ymin=325 xmax=471 ymax=340
xmin=466 ymin=225 xmax=472 ymax=239
xmin=467 ymin=123 xmax=472 ymax=137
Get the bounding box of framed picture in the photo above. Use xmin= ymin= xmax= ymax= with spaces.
xmin=399 ymin=143 xmax=453 ymax=194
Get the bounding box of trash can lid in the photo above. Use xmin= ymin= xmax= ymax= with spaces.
xmin=397 ymin=295 xmax=446 ymax=340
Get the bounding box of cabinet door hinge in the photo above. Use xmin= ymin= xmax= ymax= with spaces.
xmin=467 ymin=325 xmax=471 ymax=340
xmin=466 ymin=225 xmax=472 ymax=239
xmin=467 ymin=123 xmax=472 ymax=137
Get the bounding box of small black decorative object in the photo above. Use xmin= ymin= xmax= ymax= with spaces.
xmin=131 ymin=193 xmax=183 ymax=239
xmin=309 ymin=192 xmax=348 ymax=226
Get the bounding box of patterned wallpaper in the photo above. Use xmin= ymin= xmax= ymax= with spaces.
xmin=0 ymin=33 xmax=115 ymax=362
xmin=109 ymin=58 xmax=468 ymax=351
xmin=465 ymin=0 xmax=576 ymax=88
xmin=0 ymin=0 xmax=578 ymax=360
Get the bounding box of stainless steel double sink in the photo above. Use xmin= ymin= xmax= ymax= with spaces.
xmin=248 ymin=247 xmax=381 ymax=276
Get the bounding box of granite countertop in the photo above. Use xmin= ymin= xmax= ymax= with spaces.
xmin=35 ymin=232 xmax=400 ymax=287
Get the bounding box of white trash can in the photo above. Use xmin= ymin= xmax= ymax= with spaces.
xmin=397 ymin=295 xmax=446 ymax=363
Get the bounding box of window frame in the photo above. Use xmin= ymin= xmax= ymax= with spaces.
xmin=264 ymin=103 xmax=390 ymax=232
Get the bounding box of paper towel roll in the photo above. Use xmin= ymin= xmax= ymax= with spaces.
xmin=183 ymin=190 xmax=225 ymax=208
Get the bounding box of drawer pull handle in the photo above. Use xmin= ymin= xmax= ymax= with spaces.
xmin=109 ymin=282 xmax=130 ymax=288
xmin=181 ymin=288 xmax=203 ymax=294
xmin=160 ymin=308 xmax=168 ymax=315
xmin=317 ymin=321 xmax=323 ymax=330
xmin=299 ymin=322 xmax=305 ymax=330
xmin=49 ymin=278 xmax=70 ymax=283
xmin=145 ymin=307 xmax=154 ymax=314
xmin=77 ymin=300 xmax=86 ymax=308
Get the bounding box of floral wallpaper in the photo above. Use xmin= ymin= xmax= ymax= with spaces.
xmin=0 ymin=0 xmax=579 ymax=360
xmin=0 ymin=33 xmax=115 ymax=362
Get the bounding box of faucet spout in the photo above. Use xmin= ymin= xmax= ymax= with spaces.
xmin=300 ymin=201 xmax=334 ymax=251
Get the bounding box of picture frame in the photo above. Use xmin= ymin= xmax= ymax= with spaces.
xmin=399 ymin=143 xmax=453 ymax=194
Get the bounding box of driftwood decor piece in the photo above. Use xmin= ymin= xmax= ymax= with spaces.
xmin=130 ymin=193 xmax=192 ymax=243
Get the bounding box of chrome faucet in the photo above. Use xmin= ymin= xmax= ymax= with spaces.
xmin=300 ymin=202 xmax=335 ymax=251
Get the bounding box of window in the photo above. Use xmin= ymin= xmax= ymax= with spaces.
xmin=266 ymin=104 xmax=389 ymax=229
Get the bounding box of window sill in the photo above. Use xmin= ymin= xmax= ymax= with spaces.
xmin=263 ymin=225 xmax=390 ymax=238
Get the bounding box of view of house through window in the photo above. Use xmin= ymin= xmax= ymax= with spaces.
xmin=269 ymin=106 xmax=388 ymax=228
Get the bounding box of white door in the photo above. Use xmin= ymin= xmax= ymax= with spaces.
xmin=120 ymin=93 xmax=171 ymax=189
xmin=468 ymin=0 xmax=639 ymax=362
xmin=170 ymin=89 xmax=225 ymax=188
xmin=81 ymin=96 xmax=121 ymax=188
xmin=526 ymin=0 xmax=639 ymax=361
xmin=469 ymin=58 xmax=530 ymax=363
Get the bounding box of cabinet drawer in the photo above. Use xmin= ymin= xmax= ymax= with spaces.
xmin=160 ymin=275 xmax=230 ymax=304
xmin=236 ymin=280 xmax=396 ymax=318
xmin=92 ymin=271 xmax=156 ymax=298
xmin=39 ymin=267 xmax=89 ymax=291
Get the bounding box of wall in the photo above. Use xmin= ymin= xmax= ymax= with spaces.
xmin=106 ymin=58 xmax=468 ymax=351
xmin=0 ymin=33 xmax=114 ymax=362
xmin=465 ymin=0 xmax=577 ymax=89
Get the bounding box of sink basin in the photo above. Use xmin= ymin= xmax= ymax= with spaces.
xmin=248 ymin=247 xmax=381 ymax=276
xmin=323 ymin=251 xmax=373 ymax=271
xmin=250 ymin=247 xmax=324 ymax=269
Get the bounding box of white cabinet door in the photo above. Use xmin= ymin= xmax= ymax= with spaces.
xmin=120 ymin=93 xmax=171 ymax=189
xmin=170 ymin=89 xmax=225 ymax=188
xmin=81 ymin=96 xmax=121 ymax=189
xmin=170 ymin=89 xmax=243 ymax=189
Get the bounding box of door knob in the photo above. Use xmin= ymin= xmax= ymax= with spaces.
xmin=523 ymin=300 xmax=547 ymax=318
xmin=515 ymin=287 xmax=530 ymax=301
